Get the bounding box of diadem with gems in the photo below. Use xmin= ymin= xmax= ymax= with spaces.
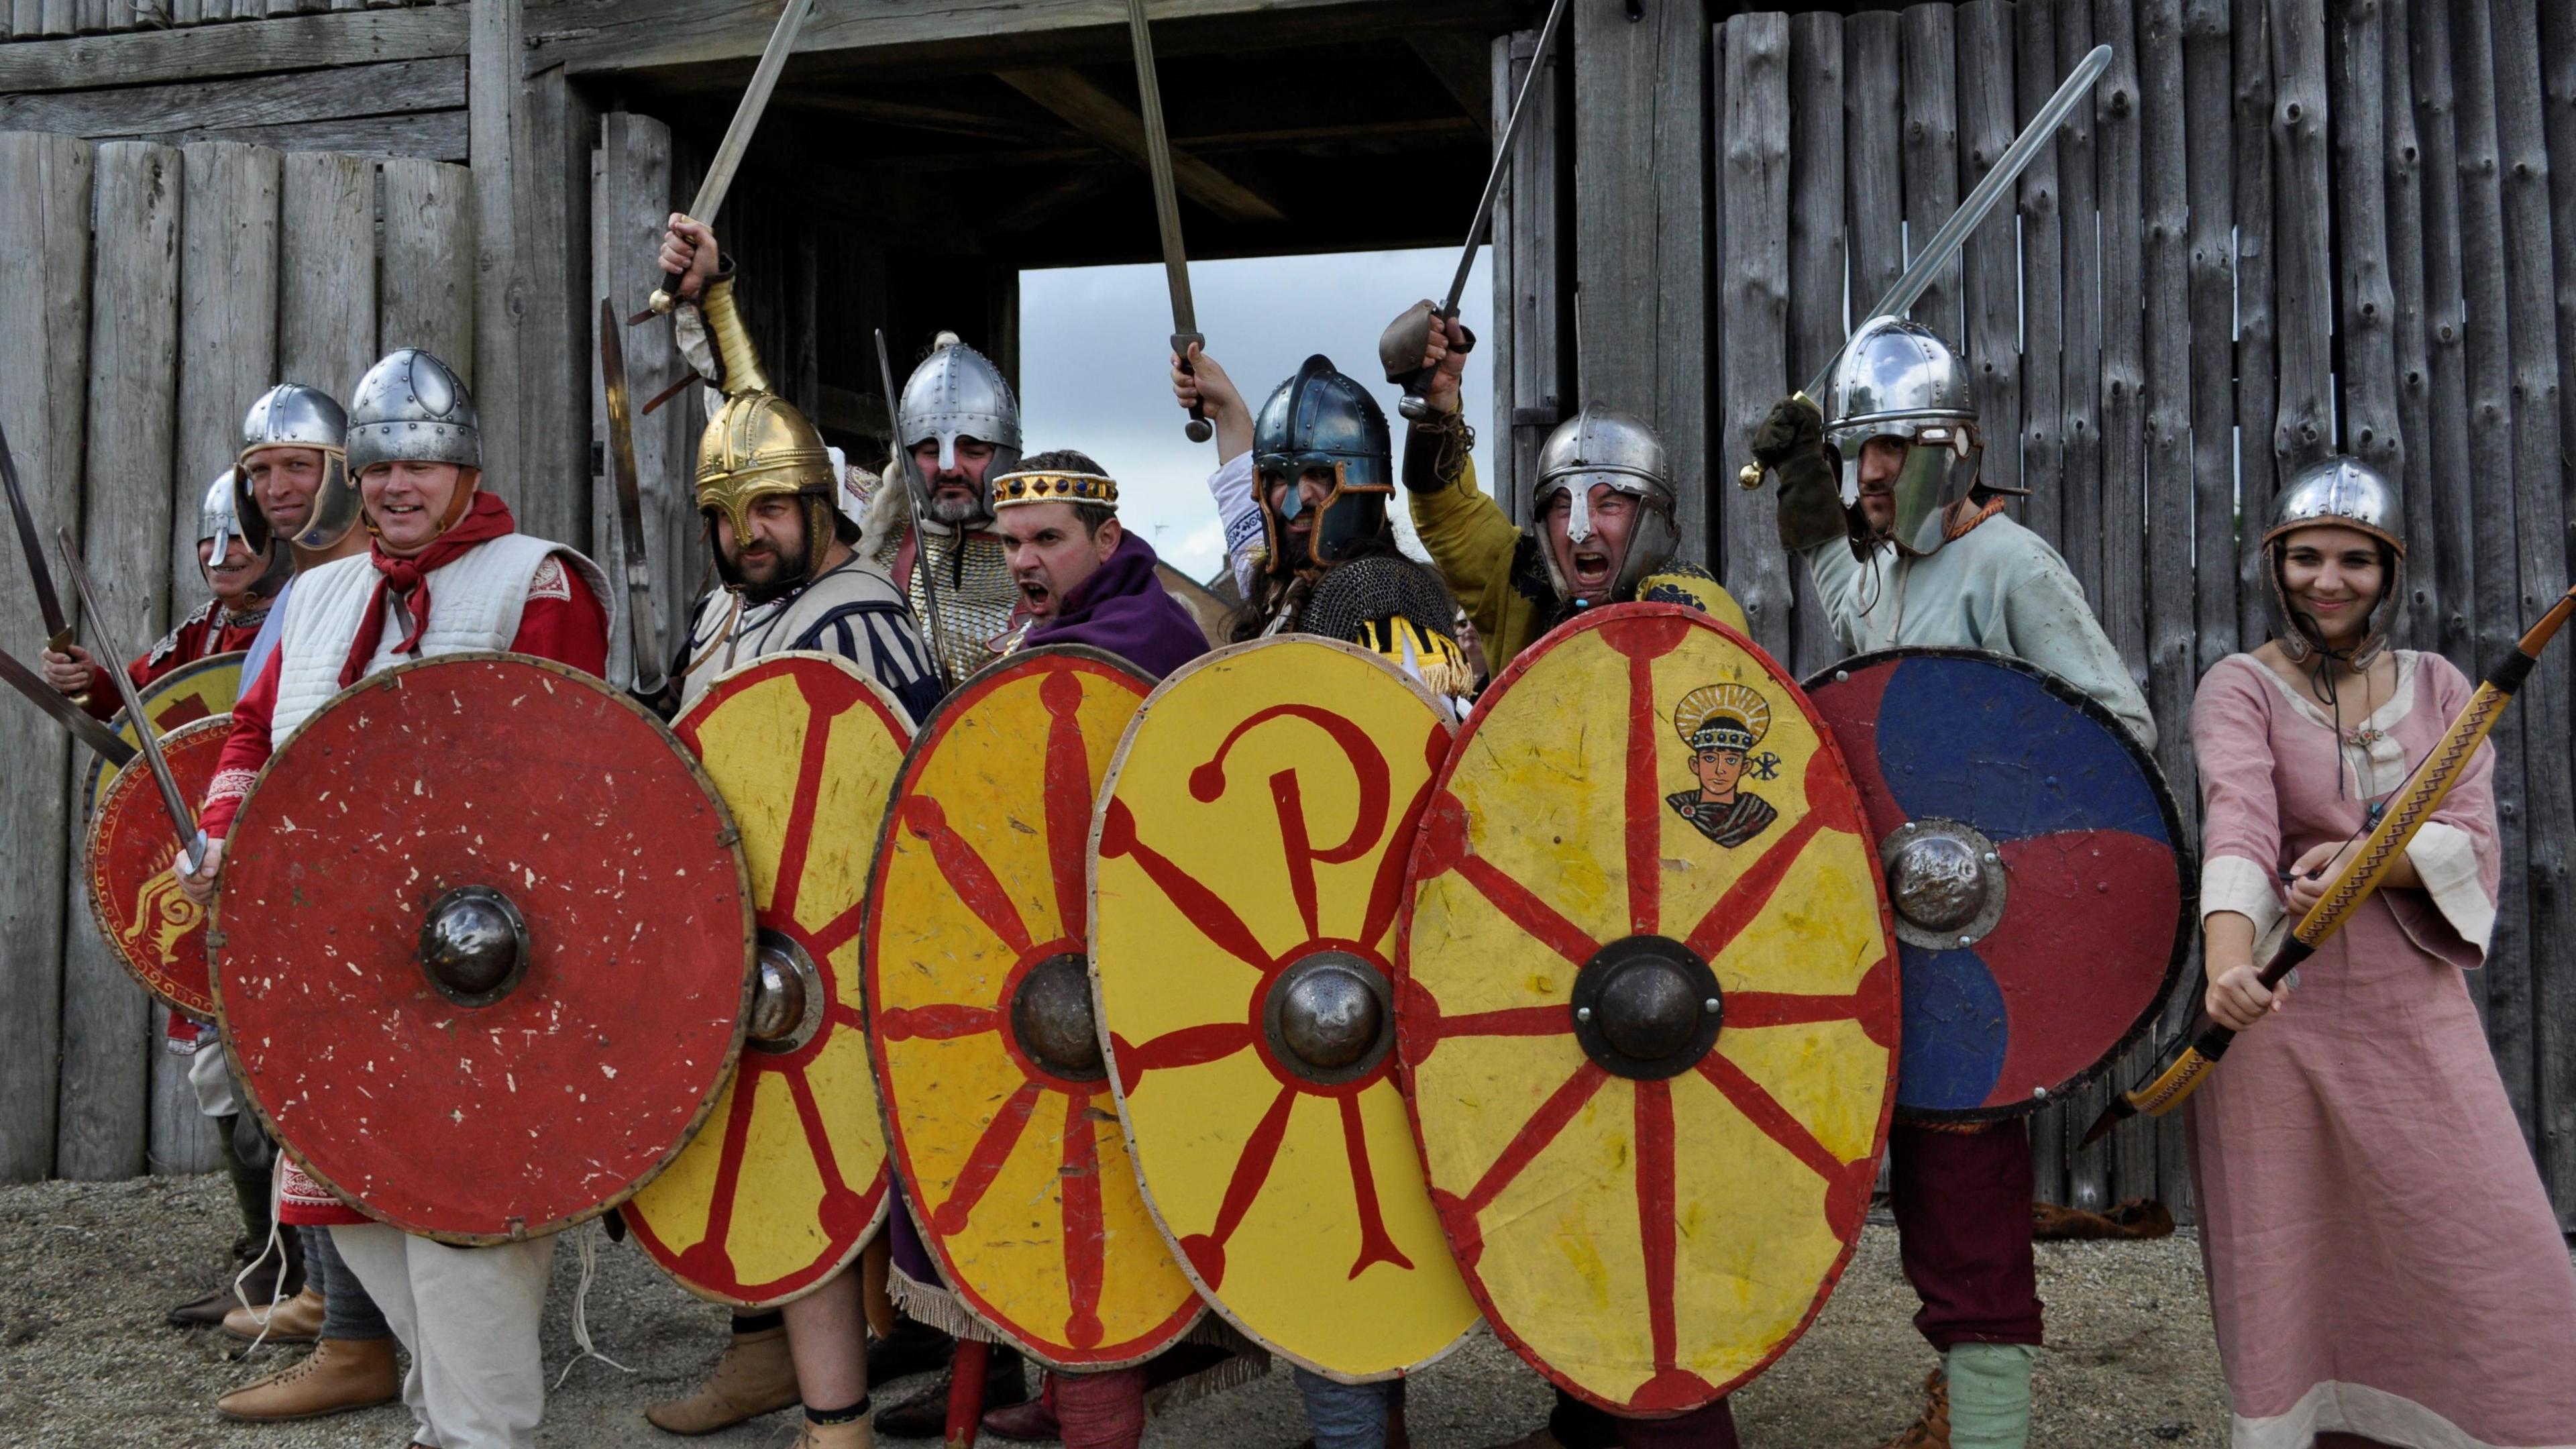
xmin=990 ymin=468 xmax=1119 ymax=511
xmin=1672 ymin=683 xmax=1770 ymax=754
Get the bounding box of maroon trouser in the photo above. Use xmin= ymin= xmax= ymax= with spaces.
xmin=1548 ymin=1391 xmax=1739 ymax=1448
xmin=1888 ymin=1119 xmax=2044 ymax=1350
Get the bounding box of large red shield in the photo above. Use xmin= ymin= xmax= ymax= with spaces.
xmin=85 ymin=714 xmax=229 ymax=1018
xmin=215 ymin=653 xmax=754 ymax=1244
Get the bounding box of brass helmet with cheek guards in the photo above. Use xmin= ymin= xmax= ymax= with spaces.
xmin=1532 ymin=406 xmax=1677 ymax=602
xmin=694 ymin=277 xmax=839 ymax=588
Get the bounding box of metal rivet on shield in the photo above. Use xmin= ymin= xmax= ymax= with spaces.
xmin=1959 ymin=935 xmax=1976 ymax=947
xmin=1575 ymin=1006 xmax=1593 ymax=1022
xmin=1834 ymin=669 xmax=1849 ymax=682
xmin=1703 ymin=998 xmax=1721 ymax=1014
xmin=1984 ymin=852 xmax=1999 ymax=863
xmin=2033 ymin=1085 xmax=2049 ymax=1101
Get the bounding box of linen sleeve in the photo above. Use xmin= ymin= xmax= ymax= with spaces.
xmin=1206 ymin=451 xmax=1262 ymax=600
xmin=1794 ymin=539 xmax=1868 ymax=656
xmin=2000 ymin=561 xmax=2158 ymax=752
xmin=200 ymin=647 xmax=281 ymax=841
xmin=2190 ymin=657 xmax=2285 ymax=943
xmin=2394 ymin=654 xmax=2500 ymax=963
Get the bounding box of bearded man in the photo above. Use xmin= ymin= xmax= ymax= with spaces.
xmin=179 ymin=347 xmax=608 ymax=1449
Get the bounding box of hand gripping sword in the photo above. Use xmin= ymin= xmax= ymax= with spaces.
xmin=632 ymin=0 xmax=820 ymax=325
xmin=600 ymin=298 xmax=671 ymax=703
xmin=1124 ymin=0 xmax=1214 ymax=443
xmin=1735 ymin=43 xmax=2112 ymax=489
xmin=1381 ymin=0 xmax=1573 ymax=421
xmin=57 ymin=532 xmax=207 ymax=877
xmin=0 ymin=415 xmax=86 ymax=704
xmin=2082 ymin=580 xmax=2576 ymax=1145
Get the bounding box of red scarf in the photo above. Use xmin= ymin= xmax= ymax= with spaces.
xmin=339 ymin=490 xmax=517 ymax=687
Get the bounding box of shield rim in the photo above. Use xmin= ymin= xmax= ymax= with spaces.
xmin=83 ymin=650 xmax=244 ymax=818
xmin=863 ymin=643 xmax=1208 ymax=1370
xmin=625 ymin=649 xmax=912 ymax=1309
xmin=84 ymin=712 xmax=231 ymax=1018
xmin=1086 ymin=633 xmax=1479 ymax=1386
xmin=1395 ymin=602 xmax=1900 ymax=1417
xmin=211 ymin=650 xmax=757 ymax=1247
xmin=1801 ymin=645 xmax=2194 ymax=1124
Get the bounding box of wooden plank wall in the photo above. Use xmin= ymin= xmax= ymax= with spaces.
xmin=0 ymin=0 xmax=439 ymax=46
xmin=1511 ymin=0 xmax=2576 ymax=1224
xmin=0 ymin=131 xmax=482 ymax=1180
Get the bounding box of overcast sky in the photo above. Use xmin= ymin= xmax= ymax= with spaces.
xmin=1018 ymin=248 xmax=1492 ymax=586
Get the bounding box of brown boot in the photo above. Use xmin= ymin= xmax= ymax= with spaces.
xmin=215 ymin=1336 xmax=400 ymax=1421
xmin=223 ymin=1286 xmax=325 ymax=1343
xmin=169 ymin=1233 xmax=301 ymax=1329
xmin=1878 ymin=1369 xmax=1950 ymax=1449
xmin=646 ymin=1324 xmax=799 ymax=1435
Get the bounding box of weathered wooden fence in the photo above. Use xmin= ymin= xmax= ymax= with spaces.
xmin=1485 ymin=0 xmax=2575 ymax=1226
xmin=0 ymin=134 xmax=478 ymax=1181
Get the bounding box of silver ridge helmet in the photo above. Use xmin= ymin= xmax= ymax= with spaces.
xmin=347 ymin=348 xmax=480 ymax=477
xmin=2262 ymin=455 xmax=2407 ymax=666
xmin=233 ymin=382 xmax=356 ymax=553
xmin=1532 ymin=405 xmax=1678 ymax=603
xmin=1252 ymin=354 xmax=1393 ymax=575
xmin=199 ymin=468 xmax=290 ymax=596
xmin=897 ymin=332 xmax=1022 ymax=532
xmin=1821 ymin=315 xmax=1990 ymax=557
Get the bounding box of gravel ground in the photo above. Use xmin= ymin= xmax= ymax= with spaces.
xmin=0 ymin=1173 xmax=2239 ymax=1448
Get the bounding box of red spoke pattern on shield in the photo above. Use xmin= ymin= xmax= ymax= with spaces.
xmin=1416 ymin=616 xmax=1877 ymax=1377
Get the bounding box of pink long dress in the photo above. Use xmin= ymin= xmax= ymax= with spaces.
xmin=2186 ymin=649 xmax=2576 ymax=1449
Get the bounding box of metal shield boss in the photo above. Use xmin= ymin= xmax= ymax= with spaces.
xmin=864 ymin=647 xmax=1200 ymax=1368
xmin=215 ymin=654 xmax=754 ymax=1244
xmin=623 ymin=654 xmax=911 ymax=1307
xmin=1091 ymin=637 xmax=1478 ymax=1383
xmin=86 ymin=715 xmax=231 ymax=1017
xmin=1399 ymin=605 xmax=1897 ymax=1415
xmin=83 ymin=651 xmax=242 ymax=816
xmin=1804 ymin=649 xmax=2188 ymax=1120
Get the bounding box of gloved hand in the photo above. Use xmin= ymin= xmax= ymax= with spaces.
xmin=1751 ymin=393 xmax=1825 ymax=467
xmin=1756 ymin=396 xmax=1852 ymax=553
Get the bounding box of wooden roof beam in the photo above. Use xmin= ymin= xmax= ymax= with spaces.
xmin=994 ymin=67 xmax=1286 ymax=225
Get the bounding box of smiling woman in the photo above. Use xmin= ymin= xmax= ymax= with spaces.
xmin=1017 ymin=250 xmax=1490 ymax=586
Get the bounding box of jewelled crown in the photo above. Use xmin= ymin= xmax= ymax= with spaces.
xmin=990 ymin=469 xmax=1118 ymax=511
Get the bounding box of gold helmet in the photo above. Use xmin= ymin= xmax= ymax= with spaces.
xmin=694 ymin=276 xmax=839 ymax=585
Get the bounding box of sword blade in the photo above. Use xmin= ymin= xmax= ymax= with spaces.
xmin=0 ymin=641 xmax=138 ymax=767
xmin=600 ymin=299 xmax=668 ymax=696
xmin=688 ymin=0 xmax=818 ymax=229
xmin=1800 ymin=43 xmax=2111 ymax=400
xmin=0 ymin=415 xmax=71 ymax=645
xmin=57 ymin=532 xmax=205 ymax=873
xmin=1125 ymin=0 xmax=1195 ymax=339
xmin=1438 ymin=0 xmax=1572 ymax=318
xmin=878 ymin=327 xmax=954 ymax=691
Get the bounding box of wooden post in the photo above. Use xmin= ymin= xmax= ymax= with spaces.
xmin=0 ymin=131 xmax=93 ymax=1183
xmin=278 ymin=150 xmax=377 ymax=399
xmin=2327 ymin=1 xmax=2402 ymax=486
xmin=593 ymin=111 xmax=692 ymax=688
xmin=1573 ymin=0 xmax=1709 ymax=563
xmin=515 ymin=64 xmax=595 ymax=553
xmin=2487 ymin=0 xmax=2573 ymax=1203
xmin=1785 ymin=10 xmax=1844 ymax=677
xmin=470 ymin=0 xmax=522 ymax=497
xmin=1490 ymin=25 xmax=1567 ymax=525
xmin=2382 ymin=0 xmax=2438 ymax=651
xmin=56 ymin=141 xmax=182 ymax=1182
xmin=2450 ymin=0 xmax=2532 ymax=1097
xmin=2184 ymin=0 xmax=2236 ymax=674
xmin=1715 ymin=12 xmax=1790 ymax=661
xmin=2268 ymin=0 xmax=2332 ymax=473
xmin=378 ymin=158 xmax=474 ymax=380
xmin=174 ymin=144 xmax=278 ymax=604
xmin=2009 ymin=0 xmax=2068 ymax=1205
xmin=1843 ymin=13 xmax=1903 ymax=346
xmin=1955 ymin=1 xmax=2019 ymax=500
xmin=2137 ymin=0 xmax=2196 ymax=1212
xmin=2055 ymin=0 xmax=2104 ymax=604
xmin=1898 ymin=3 xmax=1960 ymax=345
xmin=2409 ymin=0 xmax=2476 ymax=666
xmin=2533 ymin=0 xmax=2576 ymax=1230
xmin=2231 ymin=0 xmax=2278 ymax=649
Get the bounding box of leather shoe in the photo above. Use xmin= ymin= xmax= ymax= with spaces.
xmin=169 ymin=1234 xmax=300 ymax=1329
xmin=865 ymin=1315 xmax=954 ymax=1384
xmin=223 ymin=1286 xmax=324 ymax=1342
xmin=874 ymin=1347 xmax=1028 ymax=1437
xmin=215 ymin=1336 xmax=400 ymax=1421
xmin=981 ymin=1373 xmax=1059 ymax=1440
xmin=646 ymin=1324 xmax=798 ymax=1435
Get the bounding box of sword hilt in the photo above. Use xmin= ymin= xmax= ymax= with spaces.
xmin=46 ymin=625 xmax=91 ymax=710
xmin=1174 ymin=333 xmax=1213 ymax=443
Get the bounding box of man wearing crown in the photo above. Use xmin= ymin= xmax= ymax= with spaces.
xmin=1665 ymin=684 xmax=1780 ymax=849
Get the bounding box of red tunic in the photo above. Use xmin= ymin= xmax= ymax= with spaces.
xmin=77 ymin=596 xmax=271 ymax=720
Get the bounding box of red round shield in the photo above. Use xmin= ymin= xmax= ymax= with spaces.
xmin=85 ymin=714 xmax=229 ymax=1018
xmin=215 ymin=653 xmax=755 ymax=1244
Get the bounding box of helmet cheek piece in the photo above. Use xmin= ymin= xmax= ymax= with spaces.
xmin=1313 ymin=464 xmax=1392 ymax=568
